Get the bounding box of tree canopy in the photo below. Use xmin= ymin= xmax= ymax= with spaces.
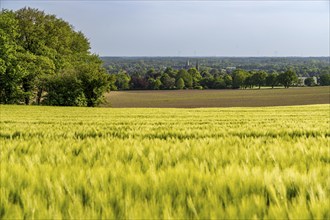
xmin=102 ymin=56 xmax=329 ymax=90
xmin=0 ymin=8 xmax=109 ymax=106
xmin=277 ymin=69 xmax=298 ymax=88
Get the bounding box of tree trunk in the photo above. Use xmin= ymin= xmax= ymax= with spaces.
xmin=36 ymin=88 xmax=43 ymax=105
xmin=24 ymin=96 xmax=29 ymax=105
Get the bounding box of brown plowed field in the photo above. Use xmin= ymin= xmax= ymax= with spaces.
xmin=103 ymin=86 xmax=330 ymax=108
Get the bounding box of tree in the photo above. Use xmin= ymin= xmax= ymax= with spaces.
xmin=148 ymin=78 xmax=162 ymax=90
xmin=177 ymin=69 xmax=192 ymax=88
xmin=188 ymin=68 xmax=202 ymax=87
xmin=223 ymin=74 xmax=232 ymax=88
xmin=277 ymin=69 xmax=298 ymax=88
xmin=160 ymin=73 xmax=175 ymax=89
xmin=146 ymin=68 xmax=161 ymax=80
xmin=0 ymin=8 xmax=109 ymax=106
xmin=232 ymin=69 xmax=248 ymax=89
xmin=14 ymin=8 xmax=63 ymax=104
xmin=75 ymin=57 xmax=110 ymax=107
xmin=200 ymin=77 xmax=213 ymax=89
xmin=200 ymin=70 xmax=214 ymax=89
xmin=115 ymin=71 xmax=130 ymax=90
xmin=176 ymin=78 xmax=185 ymax=89
xmin=17 ymin=52 xmax=55 ymax=104
xmin=0 ymin=10 xmax=24 ymax=104
xmin=154 ymin=78 xmax=162 ymax=90
xmin=43 ymin=70 xmax=85 ymax=106
xmin=130 ymin=73 xmax=149 ymax=90
xmin=304 ymin=77 xmax=316 ymax=87
xmin=252 ymin=71 xmax=267 ymax=89
xmin=319 ymin=73 xmax=330 ymax=86
xmin=164 ymin=67 xmax=177 ymax=78
xmin=244 ymin=72 xmax=254 ymax=89
xmin=266 ymin=72 xmax=278 ymax=88
xmin=108 ymin=74 xmax=117 ymax=91
xmin=210 ymin=68 xmax=220 ymax=77
xmin=213 ymin=77 xmax=226 ymax=89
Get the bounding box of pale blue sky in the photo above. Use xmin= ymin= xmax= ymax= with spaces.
xmin=1 ymin=0 xmax=329 ymax=56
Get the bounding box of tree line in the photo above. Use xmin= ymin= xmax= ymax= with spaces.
xmin=103 ymin=57 xmax=330 ymax=78
xmin=0 ymin=8 xmax=110 ymax=106
xmin=108 ymin=67 xmax=330 ymax=91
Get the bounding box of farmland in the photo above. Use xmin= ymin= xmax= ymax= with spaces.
xmin=0 ymin=104 xmax=329 ymax=219
xmin=104 ymin=86 xmax=330 ymax=108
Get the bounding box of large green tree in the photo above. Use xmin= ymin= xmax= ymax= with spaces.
xmin=0 ymin=10 xmax=23 ymax=104
xmin=277 ymin=69 xmax=298 ymax=88
xmin=177 ymin=69 xmax=193 ymax=89
xmin=266 ymin=72 xmax=278 ymax=88
xmin=0 ymin=8 xmax=109 ymax=106
xmin=304 ymin=77 xmax=316 ymax=87
xmin=43 ymin=70 xmax=85 ymax=106
xmin=75 ymin=56 xmax=110 ymax=107
xmin=115 ymin=71 xmax=131 ymax=90
xmin=160 ymin=73 xmax=175 ymax=89
xmin=252 ymin=71 xmax=267 ymax=89
xmin=176 ymin=78 xmax=185 ymax=89
xmin=188 ymin=68 xmax=202 ymax=87
xmin=319 ymin=73 xmax=330 ymax=86
xmin=232 ymin=69 xmax=248 ymax=89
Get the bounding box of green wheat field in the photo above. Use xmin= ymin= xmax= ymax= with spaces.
xmin=0 ymin=104 xmax=329 ymax=219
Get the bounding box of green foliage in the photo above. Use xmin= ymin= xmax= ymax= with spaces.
xmin=319 ymin=73 xmax=330 ymax=86
xmin=304 ymin=77 xmax=316 ymax=87
xmin=199 ymin=77 xmax=213 ymax=89
xmin=154 ymin=79 xmax=162 ymax=90
xmin=115 ymin=71 xmax=131 ymax=90
xmin=194 ymin=85 xmax=203 ymax=90
xmin=176 ymin=78 xmax=185 ymax=89
xmin=43 ymin=70 xmax=86 ymax=106
xmin=0 ymin=10 xmax=24 ymax=104
xmin=243 ymin=72 xmax=254 ymax=89
xmin=213 ymin=77 xmax=226 ymax=89
xmin=278 ymin=69 xmax=298 ymax=88
xmin=0 ymin=8 xmax=109 ymax=106
xmin=164 ymin=67 xmax=177 ymax=78
xmin=1 ymin=105 xmax=329 ymax=218
xmin=102 ymin=57 xmax=329 ymax=91
xmin=148 ymin=78 xmax=162 ymax=90
xmin=160 ymin=73 xmax=175 ymax=89
xmin=108 ymin=74 xmax=117 ymax=91
xmin=266 ymin=72 xmax=279 ymax=88
xmin=75 ymin=57 xmax=110 ymax=107
xmin=223 ymin=74 xmax=232 ymax=88
xmin=102 ymin=57 xmax=329 ymax=79
xmin=177 ymin=69 xmax=193 ymax=89
xmin=188 ymin=68 xmax=202 ymax=87
xmin=252 ymin=71 xmax=267 ymax=89
xmin=232 ymin=69 xmax=248 ymax=89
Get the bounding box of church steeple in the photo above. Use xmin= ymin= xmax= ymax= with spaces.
xmin=185 ymin=59 xmax=190 ymax=69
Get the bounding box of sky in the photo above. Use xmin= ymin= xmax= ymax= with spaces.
xmin=1 ymin=0 xmax=329 ymax=57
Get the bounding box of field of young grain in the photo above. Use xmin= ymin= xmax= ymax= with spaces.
xmin=0 ymin=105 xmax=329 ymax=219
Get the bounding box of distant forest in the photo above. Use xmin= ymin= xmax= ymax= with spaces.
xmin=102 ymin=57 xmax=330 ymax=90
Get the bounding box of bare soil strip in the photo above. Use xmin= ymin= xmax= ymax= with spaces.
xmin=103 ymin=86 xmax=330 ymax=108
